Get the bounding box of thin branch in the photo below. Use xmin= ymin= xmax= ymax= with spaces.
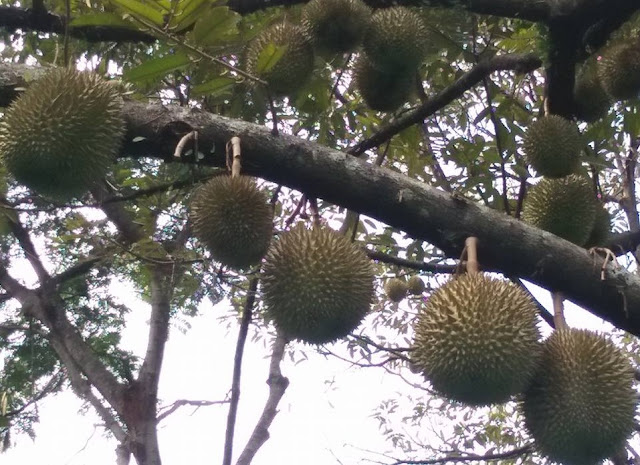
xmin=348 ymin=53 xmax=542 ymax=156
xmin=235 ymin=333 xmax=289 ymax=465
xmin=157 ymin=399 xmax=229 ymax=422
xmin=366 ymin=249 xmax=457 ymax=274
xmin=48 ymin=256 xmax=105 ymax=288
xmin=391 ymin=443 xmax=534 ymax=465
xmin=223 ymin=277 xmax=258 ymax=465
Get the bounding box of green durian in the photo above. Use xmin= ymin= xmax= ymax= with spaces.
xmin=384 ymin=278 xmax=408 ymax=302
xmin=412 ymin=273 xmax=541 ymax=406
xmin=521 ymin=329 xmax=636 ymax=465
xmin=522 ymin=175 xmax=597 ymax=246
xmin=190 ymin=175 xmax=273 ymax=270
xmin=362 ymin=7 xmax=428 ymax=72
xmin=406 ymin=275 xmax=425 ymax=295
xmin=573 ymin=59 xmax=611 ymax=122
xmin=522 ymin=115 xmax=582 ymax=178
xmin=0 ymin=68 xmax=125 ymax=200
xmin=597 ymin=41 xmax=640 ymax=101
xmin=354 ymin=54 xmax=414 ymax=112
xmin=301 ymin=0 xmax=371 ymax=54
xmin=243 ymin=22 xmax=315 ymax=97
xmin=584 ymin=203 xmax=611 ymax=248
xmin=261 ymin=225 xmax=374 ymax=344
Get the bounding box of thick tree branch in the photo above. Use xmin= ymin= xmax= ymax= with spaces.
xmin=3 ymin=204 xmax=50 ymax=283
xmin=349 ymin=53 xmax=542 ymax=156
xmin=235 ymin=333 xmax=289 ymax=465
xmin=91 ymin=181 xmax=145 ymax=245
xmin=0 ymin=6 xmax=154 ymax=43
xmin=118 ymin=100 xmax=640 ymax=337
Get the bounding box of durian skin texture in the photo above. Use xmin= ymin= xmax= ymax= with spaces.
xmin=574 ymin=59 xmax=610 ymax=123
xmin=412 ymin=273 xmax=541 ymax=406
xmin=0 ymin=68 xmax=125 ymax=200
xmin=243 ymin=22 xmax=314 ymax=97
xmin=190 ymin=176 xmax=273 ymax=270
xmin=522 ymin=174 xmax=596 ymax=246
xmin=261 ymin=225 xmax=374 ymax=344
xmin=354 ymin=54 xmax=413 ymax=112
xmin=597 ymin=41 xmax=640 ymax=101
xmin=522 ymin=115 xmax=582 ymax=178
xmin=301 ymin=0 xmax=371 ymax=54
xmin=362 ymin=7 xmax=428 ymax=72
xmin=521 ymin=329 xmax=636 ymax=465
xmin=406 ymin=275 xmax=425 ymax=295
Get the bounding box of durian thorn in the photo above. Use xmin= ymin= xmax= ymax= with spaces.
xmin=227 ymin=137 xmax=242 ymax=178
xmin=552 ymin=291 xmax=567 ymax=330
xmin=173 ymin=131 xmax=197 ymax=159
xmin=464 ymin=236 xmax=479 ymax=275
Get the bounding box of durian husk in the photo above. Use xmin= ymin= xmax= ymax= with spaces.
xmin=522 ymin=174 xmax=596 ymax=246
xmin=597 ymin=40 xmax=640 ymax=101
xmin=362 ymin=7 xmax=428 ymax=72
xmin=384 ymin=278 xmax=408 ymax=302
xmin=406 ymin=275 xmax=425 ymax=295
xmin=243 ymin=22 xmax=315 ymax=97
xmin=301 ymin=0 xmax=371 ymax=54
xmin=522 ymin=115 xmax=582 ymax=178
xmin=584 ymin=203 xmax=611 ymax=248
xmin=190 ymin=175 xmax=273 ymax=270
xmin=261 ymin=225 xmax=374 ymax=344
xmin=573 ymin=59 xmax=611 ymax=123
xmin=0 ymin=68 xmax=125 ymax=200
xmin=412 ymin=273 xmax=541 ymax=406
xmin=354 ymin=54 xmax=414 ymax=112
xmin=521 ymin=329 xmax=636 ymax=465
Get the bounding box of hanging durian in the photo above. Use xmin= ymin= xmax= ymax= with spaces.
xmin=261 ymin=224 xmax=374 ymax=344
xmin=406 ymin=275 xmax=425 ymax=295
xmin=0 ymin=68 xmax=125 ymax=200
xmin=384 ymin=278 xmax=408 ymax=302
xmin=190 ymin=175 xmax=273 ymax=270
xmin=573 ymin=59 xmax=611 ymax=122
xmin=597 ymin=40 xmax=640 ymax=101
xmin=354 ymin=54 xmax=414 ymax=112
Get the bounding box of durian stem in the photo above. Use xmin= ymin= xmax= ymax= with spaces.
xmin=464 ymin=236 xmax=480 ymax=276
xmin=552 ymin=291 xmax=567 ymax=330
xmin=308 ymin=197 xmax=321 ymax=227
xmin=227 ymin=137 xmax=242 ymax=178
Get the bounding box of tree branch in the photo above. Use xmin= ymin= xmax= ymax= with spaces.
xmin=366 ymin=249 xmax=457 ymax=274
xmin=157 ymin=399 xmax=229 ymax=423
xmin=235 ymin=333 xmax=289 ymax=465
xmin=349 ymin=53 xmax=542 ymax=156
xmin=392 ymin=443 xmax=534 ymax=465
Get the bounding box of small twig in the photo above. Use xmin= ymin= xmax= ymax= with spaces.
xmin=391 ymin=443 xmax=534 ymax=465
xmin=173 ymin=131 xmax=197 ymax=159
xmin=365 ymin=249 xmax=457 ymax=274
xmin=157 ymin=399 xmax=229 ymax=422
xmin=552 ymin=292 xmax=566 ymax=330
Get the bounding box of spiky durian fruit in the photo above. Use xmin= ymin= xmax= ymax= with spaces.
xmin=584 ymin=203 xmax=611 ymax=248
xmin=385 ymin=278 xmax=408 ymax=302
xmin=412 ymin=273 xmax=541 ymax=406
xmin=190 ymin=176 xmax=273 ymax=270
xmin=0 ymin=68 xmax=124 ymax=200
xmin=262 ymin=225 xmax=374 ymax=344
xmin=521 ymin=329 xmax=636 ymax=465
xmin=597 ymin=41 xmax=640 ymax=101
xmin=362 ymin=7 xmax=428 ymax=72
xmin=574 ymin=59 xmax=611 ymax=122
xmin=354 ymin=54 xmax=413 ymax=112
xmin=407 ymin=275 xmax=425 ymax=295
xmin=522 ymin=175 xmax=596 ymax=246
xmin=301 ymin=0 xmax=371 ymax=54
xmin=243 ymin=22 xmax=315 ymax=97
xmin=522 ymin=115 xmax=582 ymax=178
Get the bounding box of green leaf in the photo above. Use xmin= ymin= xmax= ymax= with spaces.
xmin=192 ymin=6 xmax=241 ymax=44
xmin=191 ymin=76 xmax=236 ymax=97
xmin=124 ymin=52 xmax=192 ymax=83
xmin=168 ymin=0 xmax=211 ymax=32
xmin=110 ymin=0 xmax=166 ymax=26
xmin=70 ymin=12 xmax=133 ymax=28
xmin=256 ymin=42 xmax=287 ymax=74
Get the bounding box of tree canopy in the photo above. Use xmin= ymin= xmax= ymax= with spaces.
xmin=0 ymin=1 xmax=639 ymax=465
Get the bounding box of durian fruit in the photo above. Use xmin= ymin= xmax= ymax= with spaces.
xmin=0 ymin=68 xmax=125 ymax=200
xmin=362 ymin=7 xmax=428 ymax=72
xmin=412 ymin=273 xmax=541 ymax=406
xmin=301 ymin=0 xmax=371 ymax=54
xmin=573 ymin=59 xmax=611 ymax=123
xmin=384 ymin=278 xmax=408 ymax=302
xmin=406 ymin=275 xmax=425 ymax=295
xmin=584 ymin=203 xmax=611 ymax=248
xmin=522 ymin=115 xmax=582 ymax=178
xmin=521 ymin=329 xmax=636 ymax=465
xmin=190 ymin=175 xmax=273 ymax=270
xmin=522 ymin=175 xmax=597 ymax=246
xmin=243 ymin=22 xmax=315 ymax=97
xmin=261 ymin=225 xmax=374 ymax=344
xmin=597 ymin=41 xmax=640 ymax=101
xmin=354 ymin=54 xmax=413 ymax=112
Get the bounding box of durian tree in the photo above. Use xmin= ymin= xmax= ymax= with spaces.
xmin=0 ymin=1 xmax=640 ymax=465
